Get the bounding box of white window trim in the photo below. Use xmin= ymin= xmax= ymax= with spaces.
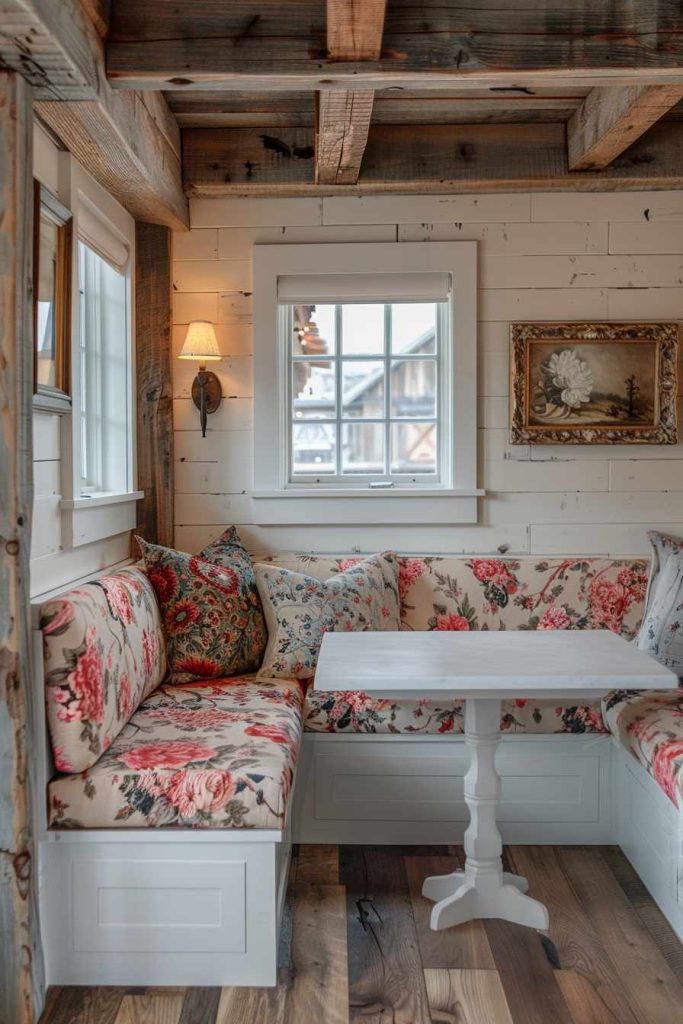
xmin=60 ymin=160 xmax=140 ymax=548
xmin=253 ymin=241 xmax=481 ymax=525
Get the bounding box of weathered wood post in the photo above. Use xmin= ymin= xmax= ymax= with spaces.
xmin=0 ymin=70 xmax=44 ymax=1024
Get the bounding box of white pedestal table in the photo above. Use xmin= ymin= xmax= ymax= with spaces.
xmin=314 ymin=629 xmax=677 ymax=932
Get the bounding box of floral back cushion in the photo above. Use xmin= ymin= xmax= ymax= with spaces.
xmin=636 ymin=531 xmax=683 ymax=675
xmin=254 ymin=552 xmax=401 ymax=680
xmin=260 ymin=553 xmax=648 ymax=638
xmin=41 ymin=568 xmax=166 ymax=774
xmin=138 ymin=530 xmax=267 ymax=684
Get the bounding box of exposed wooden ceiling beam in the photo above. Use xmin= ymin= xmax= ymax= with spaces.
xmin=0 ymin=0 xmax=188 ymax=229
xmin=316 ymin=0 xmax=386 ymax=186
xmin=568 ymin=85 xmax=683 ymax=171
xmin=183 ymin=122 xmax=683 ymax=197
xmin=106 ymin=2 xmax=683 ymax=92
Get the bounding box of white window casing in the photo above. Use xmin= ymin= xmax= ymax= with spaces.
xmin=253 ymin=242 xmax=482 ymax=526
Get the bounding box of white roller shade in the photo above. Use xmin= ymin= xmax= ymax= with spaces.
xmin=78 ymin=204 xmax=129 ymax=273
xmin=277 ymin=271 xmax=451 ymax=304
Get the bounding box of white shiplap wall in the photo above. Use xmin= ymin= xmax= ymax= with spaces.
xmin=172 ymin=192 xmax=683 ymax=559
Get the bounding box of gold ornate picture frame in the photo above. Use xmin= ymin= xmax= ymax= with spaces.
xmin=510 ymin=322 xmax=678 ymax=445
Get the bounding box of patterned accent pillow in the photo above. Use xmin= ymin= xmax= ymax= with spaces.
xmin=254 ymin=552 xmax=401 ymax=680
xmin=636 ymin=531 xmax=683 ymax=675
xmin=138 ymin=529 xmax=267 ymax=683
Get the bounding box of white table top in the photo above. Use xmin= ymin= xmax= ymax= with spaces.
xmin=314 ymin=629 xmax=679 ymax=700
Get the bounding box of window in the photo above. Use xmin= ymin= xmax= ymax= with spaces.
xmin=253 ymin=242 xmax=480 ymax=525
xmin=289 ymin=300 xmax=447 ymax=484
xmin=78 ymin=241 xmax=130 ymax=494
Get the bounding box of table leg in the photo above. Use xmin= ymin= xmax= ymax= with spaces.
xmin=422 ymin=697 xmax=549 ymax=932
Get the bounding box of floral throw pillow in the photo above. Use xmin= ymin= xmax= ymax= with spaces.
xmin=254 ymin=552 xmax=401 ymax=680
xmin=138 ymin=530 xmax=267 ymax=683
xmin=636 ymin=532 xmax=683 ymax=676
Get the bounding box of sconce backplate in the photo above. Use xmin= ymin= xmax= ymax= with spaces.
xmin=191 ymin=370 xmax=222 ymax=414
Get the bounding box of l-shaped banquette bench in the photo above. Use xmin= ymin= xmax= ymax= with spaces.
xmin=33 ymin=552 xmax=683 ymax=987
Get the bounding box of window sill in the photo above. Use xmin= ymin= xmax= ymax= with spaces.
xmin=251 ymin=489 xmax=482 ymax=525
xmin=61 ymin=491 xmax=143 ymax=548
xmin=254 ymin=487 xmax=484 ymax=499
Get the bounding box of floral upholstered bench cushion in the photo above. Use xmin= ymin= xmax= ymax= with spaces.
xmin=602 ymin=689 xmax=683 ymax=806
xmin=264 ymin=553 xmax=648 ymax=735
xmin=48 ymin=675 xmax=304 ymax=829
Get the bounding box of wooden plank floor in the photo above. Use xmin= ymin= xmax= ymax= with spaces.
xmin=40 ymin=845 xmax=683 ymax=1024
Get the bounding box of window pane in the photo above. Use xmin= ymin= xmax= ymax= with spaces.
xmin=292 ymin=303 xmax=336 ymax=356
xmin=342 ymin=423 xmax=385 ymax=475
xmin=342 ymin=360 xmax=384 ymax=418
xmin=391 ymin=303 xmax=437 ymax=354
xmin=292 ymin=361 xmax=335 ymax=419
xmin=292 ymin=421 xmax=336 ymax=475
xmin=390 ymin=359 xmax=437 ymax=418
xmin=391 ymin=422 xmax=437 ymax=474
xmin=341 ymin=303 xmax=385 ymax=355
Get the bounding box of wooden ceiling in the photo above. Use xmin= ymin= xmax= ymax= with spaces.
xmin=2 ymin=1 xmax=683 ymax=227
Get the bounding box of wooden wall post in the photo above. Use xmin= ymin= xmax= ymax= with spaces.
xmin=0 ymin=70 xmax=44 ymax=1024
xmin=135 ymin=222 xmax=174 ymax=547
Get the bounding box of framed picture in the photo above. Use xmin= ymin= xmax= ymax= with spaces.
xmin=33 ymin=181 xmax=72 ymax=408
xmin=510 ymin=322 xmax=678 ymax=445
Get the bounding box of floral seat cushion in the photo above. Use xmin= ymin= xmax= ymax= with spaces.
xmin=602 ymin=688 xmax=683 ymax=806
xmin=41 ymin=568 xmax=167 ymax=773
xmin=304 ymin=689 xmax=606 ymax=735
xmin=48 ymin=675 xmax=304 ymax=829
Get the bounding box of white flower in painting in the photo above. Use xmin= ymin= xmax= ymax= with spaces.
xmin=546 ymin=349 xmax=593 ymax=409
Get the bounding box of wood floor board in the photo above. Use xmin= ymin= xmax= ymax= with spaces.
xmin=41 ymin=986 xmax=126 ymax=1024
xmin=178 ymin=988 xmax=221 ymax=1024
xmin=424 ymin=968 xmax=514 ymax=1024
xmin=558 ymin=847 xmax=683 ymax=1024
xmin=294 ymin=844 xmax=340 ymax=885
xmin=286 ymin=883 xmax=349 ymax=1024
xmin=114 ymin=992 xmax=185 ymax=1024
xmin=215 ymin=986 xmax=287 ymax=1024
xmin=340 ymin=845 xmax=432 ymax=1024
xmin=555 ymin=969 xmax=632 ymax=1024
xmin=484 ymin=918 xmax=574 ymax=1024
xmin=600 ymin=845 xmax=683 ymax=984
xmin=509 ymin=846 xmax=641 ymax=1024
xmin=405 ymin=855 xmax=496 ymax=970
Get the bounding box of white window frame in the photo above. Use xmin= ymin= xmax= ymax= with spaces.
xmin=253 ymin=242 xmax=482 ymax=525
xmin=60 ymin=161 xmax=142 ymax=548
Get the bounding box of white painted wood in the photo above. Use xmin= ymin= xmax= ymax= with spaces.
xmin=173 ymin=258 xmax=252 ymax=294
xmin=423 ymin=698 xmax=548 ymax=931
xmin=610 ymin=460 xmax=683 ymax=492
xmin=486 ymin=491 xmax=683 ymax=526
xmin=33 ymin=412 xmax=60 ymax=461
xmin=398 ymin=221 xmax=609 ymax=255
xmin=609 ymin=220 xmax=683 ymax=254
xmin=293 ymin=734 xmax=611 ymax=844
xmin=483 ymin=459 xmax=610 ymax=493
xmin=616 ymin=747 xmax=683 ymax=941
xmin=61 ymin=494 xmax=139 ymax=548
xmin=314 ymin=630 xmax=677 ymax=701
xmin=606 ymin=287 xmax=683 ymax=318
xmin=173 ymin=228 xmax=218 ymax=261
xmin=480 ymin=286 xmax=609 ymax=321
xmin=172 ymin=290 xmax=220 ymax=325
xmin=173 ymin=396 xmax=253 ymax=431
xmin=529 ymin=522 xmax=683 ymax=555
xmin=531 ymin=191 xmax=683 ymax=222
xmin=29 ymin=533 xmax=132 ymax=600
xmin=218 ymin=223 xmax=396 ymax=259
xmin=323 ymin=194 xmax=532 ymax=225
xmin=40 ymin=835 xmax=289 ymax=986
xmin=190 ymin=196 xmax=323 ymax=228
xmin=481 ymin=254 xmax=683 ymax=289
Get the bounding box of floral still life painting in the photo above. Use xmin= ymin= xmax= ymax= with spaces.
xmin=510 ymin=322 xmax=678 ymax=444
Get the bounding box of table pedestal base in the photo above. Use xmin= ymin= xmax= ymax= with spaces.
xmin=421 ymin=697 xmax=550 ymax=932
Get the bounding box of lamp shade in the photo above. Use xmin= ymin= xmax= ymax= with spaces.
xmin=179 ymin=321 xmax=221 ymax=361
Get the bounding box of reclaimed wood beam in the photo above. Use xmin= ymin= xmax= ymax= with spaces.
xmin=135 ymin=223 xmax=174 ymax=549
xmin=183 ymin=122 xmax=683 ymax=196
xmin=0 ymin=70 xmax=43 ymax=1024
xmin=107 ymin=2 xmax=683 ymax=92
xmin=316 ymin=0 xmax=386 ymax=186
xmin=568 ymin=85 xmax=683 ymax=170
xmin=0 ymin=0 xmax=188 ymax=229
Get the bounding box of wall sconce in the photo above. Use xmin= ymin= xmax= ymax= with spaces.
xmin=178 ymin=321 xmax=222 ymax=437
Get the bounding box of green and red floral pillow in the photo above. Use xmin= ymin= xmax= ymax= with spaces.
xmin=138 ymin=528 xmax=267 ymax=684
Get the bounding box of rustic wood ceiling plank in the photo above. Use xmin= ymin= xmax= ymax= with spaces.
xmin=106 ymin=1 xmax=683 ymax=91
xmin=183 ymin=121 xmax=683 ymax=196
xmin=0 ymin=0 xmax=188 ymax=229
xmin=316 ymin=0 xmax=387 ymax=186
xmin=568 ymin=85 xmax=683 ymax=170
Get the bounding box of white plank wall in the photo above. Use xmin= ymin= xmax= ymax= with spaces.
xmin=172 ymin=191 xmax=683 ymax=559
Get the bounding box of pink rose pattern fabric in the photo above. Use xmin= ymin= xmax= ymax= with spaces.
xmin=261 ymin=553 xmax=648 ymax=735
xmin=138 ymin=530 xmax=267 ymax=684
xmin=41 ymin=569 xmax=166 ymax=774
xmin=48 ymin=674 xmax=304 ymax=829
xmin=602 ymin=688 xmax=683 ymax=806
